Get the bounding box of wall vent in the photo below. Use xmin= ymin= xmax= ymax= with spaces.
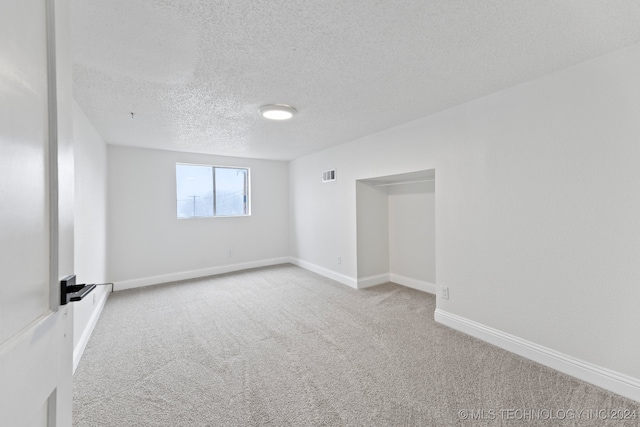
xmin=322 ymin=169 xmax=336 ymax=183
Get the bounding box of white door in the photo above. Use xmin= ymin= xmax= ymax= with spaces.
xmin=0 ymin=0 xmax=74 ymax=426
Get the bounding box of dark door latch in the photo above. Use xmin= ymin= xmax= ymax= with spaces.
xmin=60 ymin=275 xmax=96 ymax=305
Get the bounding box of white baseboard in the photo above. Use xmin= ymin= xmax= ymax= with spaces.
xmin=389 ymin=273 xmax=436 ymax=294
xmin=286 ymin=261 xmax=437 ymax=294
xmin=358 ymin=272 xmax=437 ymax=293
xmin=434 ymin=308 xmax=640 ymax=403
xmin=289 ymin=259 xmax=408 ymax=290
xmin=288 ymin=257 xmax=358 ymax=288
xmin=73 ymin=288 xmax=109 ymax=374
xmin=115 ymin=257 xmax=290 ymax=291
xmin=357 ymin=273 xmax=389 ymax=289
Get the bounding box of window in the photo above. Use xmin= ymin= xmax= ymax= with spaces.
xmin=176 ymin=164 xmax=249 ymax=218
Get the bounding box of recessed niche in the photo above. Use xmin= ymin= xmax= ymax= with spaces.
xmin=356 ymin=169 xmax=436 ymax=292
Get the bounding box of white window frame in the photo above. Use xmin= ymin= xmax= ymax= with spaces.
xmin=176 ymin=163 xmax=251 ymax=219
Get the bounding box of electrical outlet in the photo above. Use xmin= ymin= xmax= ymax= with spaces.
xmin=440 ymin=285 xmax=449 ymax=300
xmin=227 ymin=250 xmax=233 ymax=257
xmin=337 ymin=256 xmax=342 ymax=265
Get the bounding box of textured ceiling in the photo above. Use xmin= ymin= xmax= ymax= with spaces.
xmin=71 ymin=1 xmax=640 ymax=161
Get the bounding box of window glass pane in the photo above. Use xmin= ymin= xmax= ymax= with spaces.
xmin=176 ymin=164 xmax=214 ymax=218
xmin=215 ymin=167 xmax=248 ymax=216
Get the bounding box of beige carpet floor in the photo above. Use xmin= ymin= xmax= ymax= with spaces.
xmin=73 ymin=264 xmax=639 ymax=426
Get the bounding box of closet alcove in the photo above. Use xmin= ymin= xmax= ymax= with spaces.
xmin=356 ymin=169 xmax=436 ymax=293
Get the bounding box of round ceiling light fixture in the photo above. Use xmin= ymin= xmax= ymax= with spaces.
xmin=259 ymin=104 xmax=297 ymax=120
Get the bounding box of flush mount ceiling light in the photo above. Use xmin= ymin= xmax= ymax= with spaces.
xmin=259 ymin=104 xmax=297 ymax=120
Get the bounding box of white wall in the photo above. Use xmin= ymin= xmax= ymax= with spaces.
xmin=356 ymin=181 xmax=389 ymax=280
xmin=388 ymin=180 xmax=435 ymax=284
xmin=108 ymin=146 xmax=289 ymax=288
xmin=72 ymin=100 xmax=110 ymax=371
xmin=289 ymin=42 xmax=640 ymax=393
